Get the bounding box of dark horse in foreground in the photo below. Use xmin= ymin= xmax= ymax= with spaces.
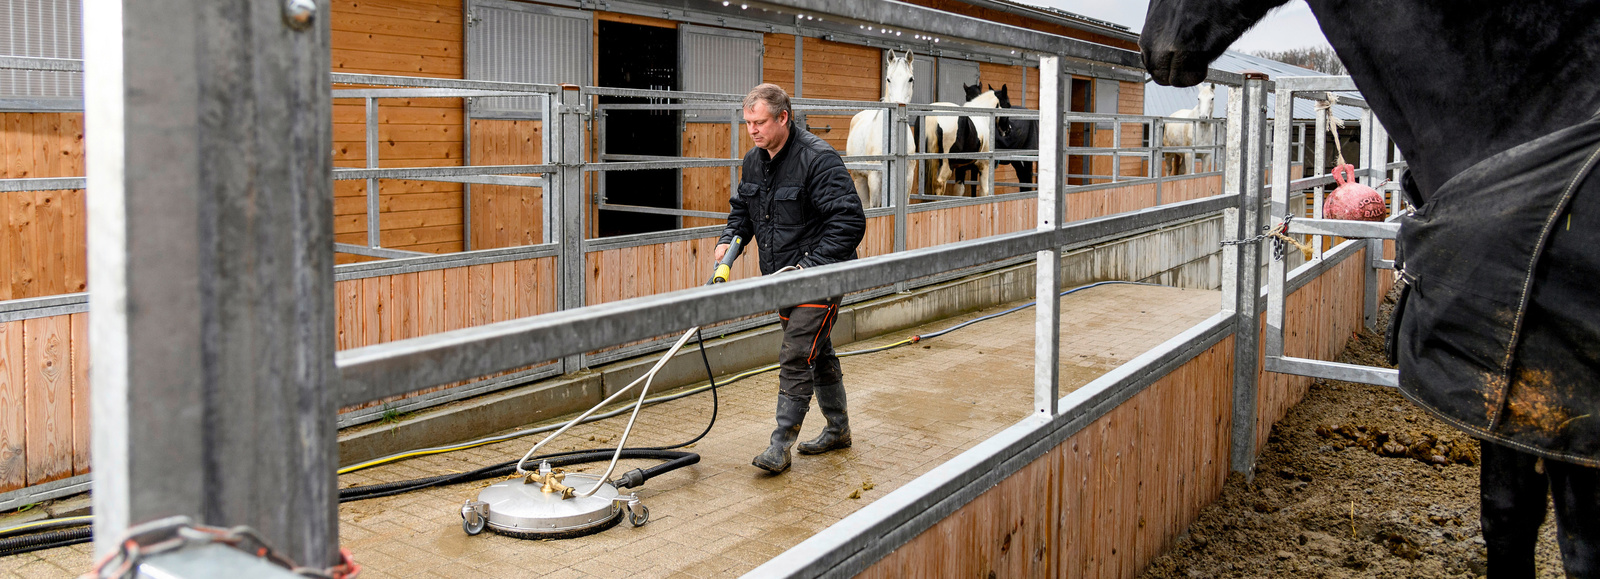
xmin=1143 ymin=1 xmax=1600 ymax=575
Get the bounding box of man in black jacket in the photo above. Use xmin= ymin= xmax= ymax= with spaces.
xmin=716 ymin=84 xmax=866 ymax=474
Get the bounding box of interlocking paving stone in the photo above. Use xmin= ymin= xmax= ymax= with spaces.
xmin=6 ymin=284 xmax=1216 ymax=577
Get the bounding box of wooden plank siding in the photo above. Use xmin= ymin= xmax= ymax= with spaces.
xmin=331 ymin=0 xmax=466 ymax=261
xmin=333 ymin=256 xmax=559 ymax=413
xmin=858 ymin=338 xmax=1236 ymax=578
xmin=1 ymin=112 xmax=86 ymax=301
xmin=800 ymin=37 xmax=881 ymax=152
xmin=0 ymin=313 xmax=93 ymax=493
xmin=681 ymin=125 xmax=753 ymax=229
xmin=468 ymin=120 xmax=546 ymax=249
xmin=857 ymin=241 xmax=1386 ymax=578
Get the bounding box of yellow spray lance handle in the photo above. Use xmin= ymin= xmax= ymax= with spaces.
xmin=710 ymin=236 xmax=744 ymax=284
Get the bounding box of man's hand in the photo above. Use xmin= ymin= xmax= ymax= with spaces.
xmin=714 ymin=243 xmax=730 ymax=263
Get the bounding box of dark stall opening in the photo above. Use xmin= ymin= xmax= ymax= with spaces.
xmin=598 ymin=21 xmax=680 ymax=237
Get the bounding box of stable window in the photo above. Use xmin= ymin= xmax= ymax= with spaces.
xmin=935 ymin=57 xmax=979 ymax=104
xmin=0 ymin=0 xmax=81 ymax=111
xmin=466 ymin=0 xmax=591 ymax=119
xmin=679 ymin=24 xmax=762 ymax=123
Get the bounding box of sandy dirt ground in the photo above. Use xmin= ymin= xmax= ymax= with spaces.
xmin=1140 ymin=292 xmax=1567 ymax=578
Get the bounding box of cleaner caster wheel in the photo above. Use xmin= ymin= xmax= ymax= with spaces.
xmin=627 ymin=502 xmax=650 ymax=527
xmin=461 ymin=500 xmax=489 ymax=535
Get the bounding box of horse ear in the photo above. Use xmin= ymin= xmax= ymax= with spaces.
xmin=907 ymin=51 xmax=914 ymax=63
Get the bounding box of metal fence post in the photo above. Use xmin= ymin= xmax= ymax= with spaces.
xmin=1227 ymin=73 xmax=1269 ymax=477
xmin=1033 ymin=56 xmax=1067 ymax=416
xmin=1364 ymin=116 xmax=1389 ymax=331
xmin=1266 ymin=85 xmax=1296 ymax=364
xmin=86 ymin=0 xmax=338 ymax=565
xmin=555 ymin=85 xmax=586 ymax=372
xmin=1359 ymin=109 xmax=1379 ymax=331
xmin=366 ymin=97 xmax=382 ymax=248
xmin=892 ymin=103 xmax=909 ymax=255
xmin=1152 ymin=118 xmax=1164 ymax=204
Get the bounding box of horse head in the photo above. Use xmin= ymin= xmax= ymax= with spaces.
xmin=884 ymin=51 xmax=915 ymax=104
xmin=1196 ymin=83 xmax=1216 ymax=118
xmin=962 ymin=83 xmax=983 ymax=103
xmin=1141 ymin=0 xmax=1289 ymax=87
xmin=988 ymin=84 xmax=1015 ymax=140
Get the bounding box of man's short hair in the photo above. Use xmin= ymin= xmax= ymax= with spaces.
xmin=743 ymin=83 xmax=791 ymax=121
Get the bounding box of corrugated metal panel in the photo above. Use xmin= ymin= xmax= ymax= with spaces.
xmin=467 ymin=0 xmax=591 ymax=118
xmin=1094 ymin=78 xmax=1119 ymax=128
xmin=680 ymin=24 xmax=761 ymax=123
xmin=0 ymin=0 xmax=81 ymax=99
xmin=937 ymin=58 xmax=979 ymax=104
xmin=911 ymin=55 xmax=935 ymax=104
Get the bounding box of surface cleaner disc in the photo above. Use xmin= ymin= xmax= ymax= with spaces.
xmin=475 ymin=473 xmax=623 ymax=539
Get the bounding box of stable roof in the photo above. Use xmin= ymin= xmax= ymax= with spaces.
xmin=1145 ymin=50 xmax=1364 ymax=122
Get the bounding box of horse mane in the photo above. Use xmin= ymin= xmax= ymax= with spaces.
xmin=964 ymin=90 xmax=998 ymax=109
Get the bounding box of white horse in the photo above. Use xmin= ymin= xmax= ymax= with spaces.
xmin=1162 ymin=83 xmax=1216 ymax=175
xmin=846 ymin=51 xmax=917 ymax=208
xmin=923 ymin=87 xmax=998 ymax=197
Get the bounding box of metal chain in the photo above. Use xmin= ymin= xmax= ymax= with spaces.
xmin=1219 ymin=215 xmax=1310 ymax=262
xmin=84 ymin=516 xmax=360 ymax=579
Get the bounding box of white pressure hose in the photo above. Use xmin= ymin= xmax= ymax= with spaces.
xmin=515 ymin=325 xmax=701 ymax=497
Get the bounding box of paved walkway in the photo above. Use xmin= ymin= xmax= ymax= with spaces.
xmin=4 ymin=284 xmax=1218 ymax=578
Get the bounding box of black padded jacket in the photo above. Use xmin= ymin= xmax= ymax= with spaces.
xmin=718 ymin=123 xmax=866 ymax=275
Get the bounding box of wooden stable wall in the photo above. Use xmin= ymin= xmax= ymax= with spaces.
xmin=334 ymin=256 xmax=559 ymax=411
xmin=332 ymin=0 xmax=468 ymax=260
xmin=681 ymin=127 xmax=754 ymax=229
xmin=468 ymin=120 xmax=546 ymax=248
xmin=856 ymin=243 xmax=1389 ymax=578
xmin=0 ymin=313 xmax=88 ymax=493
xmin=860 ymin=338 xmax=1237 ymax=577
xmin=1 ymin=113 xmax=85 ymax=301
xmin=802 ymin=37 xmax=882 ymax=152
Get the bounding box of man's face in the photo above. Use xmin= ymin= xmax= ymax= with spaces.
xmin=744 ymin=102 xmax=789 ymax=151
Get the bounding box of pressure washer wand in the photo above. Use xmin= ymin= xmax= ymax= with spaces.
xmin=513 ymin=236 xmax=748 ymax=493
xmin=708 ymin=236 xmax=744 ymax=285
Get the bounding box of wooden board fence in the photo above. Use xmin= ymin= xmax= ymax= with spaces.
xmin=0 ymin=312 xmax=89 ymax=493
xmin=334 ymin=256 xmax=559 ymax=412
xmin=855 ymin=240 xmax=1388 ymax=578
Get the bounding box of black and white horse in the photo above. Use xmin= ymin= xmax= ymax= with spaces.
xmin=1143 ymin=0 xmax=1600 ymax=574
xmin=924 ymin=84 xmax=998 ymax=196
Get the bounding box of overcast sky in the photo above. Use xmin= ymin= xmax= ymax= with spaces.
xmin=1027 ymin=0 xmax=1331 ymax=53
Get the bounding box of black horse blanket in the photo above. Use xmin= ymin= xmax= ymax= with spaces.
xmin=1396 ymin=113 xmax=1600 ymax=467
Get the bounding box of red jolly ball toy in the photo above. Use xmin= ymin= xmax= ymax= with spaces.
xmin=1323 ymin=164 xmax=1388 ymax=221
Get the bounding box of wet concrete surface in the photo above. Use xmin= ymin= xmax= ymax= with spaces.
xmin=3 ymin=283 xmax=1218 ymax=578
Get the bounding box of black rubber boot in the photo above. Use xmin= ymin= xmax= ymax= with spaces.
xmin=798 ymin=380 xmax=851 ymax=455
xmin=753 ymin=396 xmax=808 ymax=474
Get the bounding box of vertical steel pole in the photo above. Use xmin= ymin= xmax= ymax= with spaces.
xmin=543 ymin=93 xmax=557 ymax=244
xmin=1313 ymin=103 xmax=1328 ymax=258
xmin=892 ymin=103 xmax=909 ymax=254
xmin=1114 ymin=131 xmax=1124 ymax=182
xmin=463 ymin=105 xmax=473 ymax=252
xmin=366 ymin=97 xmax=381 ymax=248
xmin=556 ymin=86 xmax=586 ymax=372
xmin=1359 ymin=109 xmax=1379 ymax=331
xmin=1033 ymin=56 xmax=1066 ymax=417
xmin=1228 ymin=73 xmax=1269 ymax=478
xmin=730 ymin=107 xmax=739 ymax=202
xmin=86 ymin=0 xmax=338 ymax=565
xmin=1152 ymin=118 xmax=1164 ymax=204
xmin=1266 ymin=87 xmax=1295 ymax=361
